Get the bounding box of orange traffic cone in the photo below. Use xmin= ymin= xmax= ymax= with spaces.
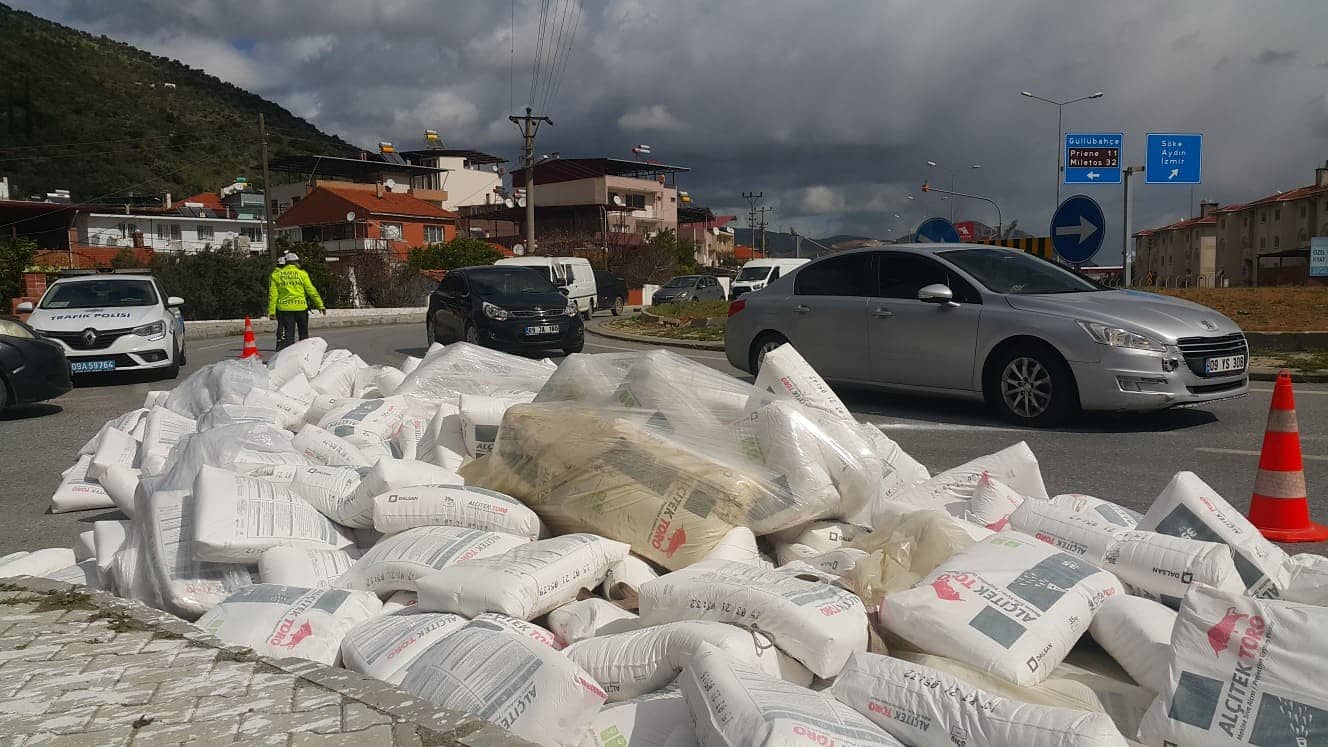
xmin=239 ymin=316 xmax=261 ymax=360
xmin=1247 ymin=370 xmax=1328 ymax=542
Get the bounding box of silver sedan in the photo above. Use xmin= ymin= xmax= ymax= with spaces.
xmin=724 ymin=244 xmax=1248 ymax=426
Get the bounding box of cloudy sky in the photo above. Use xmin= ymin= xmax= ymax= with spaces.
xmin=17 ymin=0 xmax=1328 ymax=261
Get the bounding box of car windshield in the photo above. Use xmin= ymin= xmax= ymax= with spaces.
xmin=939 ymin=248 xmax=1103 ymax=295
xmin=40 ymin=279 xmax=159 ymax=309
xmin=468 ymin=268 xmax=559 ymax=295
xmin=736 ymin=266 xmax=771 ymax=282
xmin=663 ymin=276 xmax=699 ymax=288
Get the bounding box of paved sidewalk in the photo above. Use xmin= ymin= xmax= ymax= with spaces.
xmin=0 ymin=578 xmax=527 ymax=746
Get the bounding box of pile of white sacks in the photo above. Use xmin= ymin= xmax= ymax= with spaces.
xmin=7 ymin=337 xmax=1328 ymax=746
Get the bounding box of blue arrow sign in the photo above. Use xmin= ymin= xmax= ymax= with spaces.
xmin=1146 ymin=133 xmax=1202 ymax=184
xmin=914 ymin=217 xmax=961 ymax=244
xmin=1050 ymin=195 xmax=1105 ymax=264
xmin=1064 ymin=133 xmax=1123 ymax=184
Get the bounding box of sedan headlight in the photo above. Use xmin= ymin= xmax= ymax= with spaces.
xmin=482 ymin=301 xmax=509 ymax=321
xmin=677 ymin=291 xmax=690 ymax=299
xmin=1078 ymin=320 xmax=1167 ymax=352
xmin=0 ymin=319 xmax=34 ymax=339
xmin=564 ymin=300 xmax=578 ymax=317
xmin=133 ymin=320 xmax=167 ymax=341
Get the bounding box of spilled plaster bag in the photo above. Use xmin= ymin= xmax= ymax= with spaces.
xmin=382 ymin=590 xmax=416 ymax=614
xmin=417 ymin=533 xmax=629 ymax=620
xmin=533 ymin=353 xmax=629 ymax=406
xmin=196 ymin=584 xmax=382 ymax=665
xmin=74 ymin=530 xmax=95 ymax=561
xmin=287 ymin=465 xmax=364 ymax=524
xmin=305 ymin=394 xmax=352 ymax=424
xmin=1049 ymin=493 xmax=1143 ymax=528
xmin=46 ymin=560 xmax=100 ymax=587
xmin=546 ymin=597 xmax=641 ymax=645
xmin=50 ymin=455 xmax=114 ymax=513
xmin=392 ymin=410 xmax=429 ymax=461
xmin=307 ymin=356 xmax=361 ymax=397
xmin=400 ymin=355 xmax=422 ymax=375
xmin=165 ymin=357 xmax=270 ymax=418
xmin=878 ymin=442 xmax=1049 ymax=530
xmin=0 ymin=548 xmax=77 ymax=578
xmin=100 ymin=464 xmax=141 ymax=517
xmin=751 ymin=342 xmax=853 ymax=422
xmin=352 ymin=365 xmax=386 ymax=399
xmin=140 ymin=488 xmax=254 ymax=620
xmin=196 ymin=403 xmax=283 ymax=430
xmin=192 ymin=465 xmax=354 ymax=562
xmin=277 ymin=372 xmax=318 ymax=407
xmin=93 ymin=520 xmax=130 ymax=589
xmin=603 ymin=554 xmax=661 ymax=607
xmin=1138 ymin=583 xmax=1328 ymax=746
xmin=1008 ymin=498 xmax=1127 ymax=565
xmin=89 ymin=426 xmax=139 ymax=480
xmin=138 ymin=407 xmax=198 ymax=474
xmin=680 ymin=643 xmax=902 ymax=747
xmin=1139 ymin=471 xmax=1290 ymax=598
xmin=143 ymin=390 xmax=170 ymax=409
xmin=699 ymin=526 xmax=770 ymax=568
xmin=370 ymin=483 xmax=543 ymax=540
xmin=584 ymin=687 xmax=699 ymax=747
xmin=242 ymin=387 xmax=310 ymax=430
xmin=392 ymin=341 xmax=556 ymax=404
xmin=291 ymin=424 xmax=372 ymax=468
xmin=1088 ymin=594 xmax=1176 ymax=695
xmin=459 ymin=393 xmax=531 ymax=458
xmin=267 ymin=336 xmax=327 ymax=385
xmin=967 ymin=472 xmax=1026 ymax=530
xmin=259 ymin=546 xmax=361 ymax=589
xmin=379 ymin=367 xmax=409 ymax=396
xmin=318 ymin=395 xmax=408 ymax=451
xmin=155 ymin=422 xmax=306 ymax=491
xmin=848 ymin=508 xmax=980 ymax=610
xmin=566 ymin=620 xmax=813 ymax=702
xmin=1280 ymin=553 xmax=1328 ymax=605
xmin=398 ymin=619 xmax=605 ymax=747
xmin=340 ymin=608 xmax=468 ymax=685
xmin=351 ymin=458 xmax=462 ymax=512
xmin=879 ymin=531 xmax=1125 ymax=686
xmin=637 ymin=559 xmax=868 ymax=678
xmin=732 ymin=400 xmax=841 ymax=529
xmin=770 ymin=520 xmax=865 ymax=567
xmin=416 ymin=400 xmax=466 ymax=471
xmin=830 ymin=651 xmax=1129 ymax=747
xmin=789 ymin=548 xmax=869 ymax=577
xmin=471 ymin=612 xmax=563 ymax=650
xmin=339 ymin=525 xmax=528 ymax=594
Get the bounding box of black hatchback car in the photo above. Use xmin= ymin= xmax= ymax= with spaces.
xmin=0 ymin=316 xmax=72 ymax=410
xmin=426 ymin=266 xmax=585 ymax=355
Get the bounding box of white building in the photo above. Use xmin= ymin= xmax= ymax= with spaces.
xmin=76 ymin=189 xmax=269 ymax=254
xmin=399 ymin=148 xmax=508 ymax=211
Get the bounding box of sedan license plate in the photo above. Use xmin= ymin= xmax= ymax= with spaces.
xmin=70 ymin=359 xmax=116 ymax=373
xmin=524 ymin=324 xmax=560 ymax=336
xmin=1205 ymin=354 xmax=1246 ymax=375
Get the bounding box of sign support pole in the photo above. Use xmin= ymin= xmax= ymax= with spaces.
xmin=1123 ymin=165 xmax=1142 ymax=287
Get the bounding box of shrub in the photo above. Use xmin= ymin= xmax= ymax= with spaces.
xmin=0 ymin=237 xmax=36 ymax=309
xmin=407 ymin=237 xmax=504 ymax=272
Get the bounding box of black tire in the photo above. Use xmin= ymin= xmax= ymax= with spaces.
xmin=748 ymin=332 xmax=788 ymax=374
xmin=177 ymin=345 xmax=187 ymax=367
xmin=464 ymin=323 xmax=481 ymax=346
xmin=564 ymin=337 xmax=585 ymax=355
xmin=985 ymin=342 xmax=1078 ymax=427
xmin=426 ymin=315 xmax=439 ymax=346
xmin=611 ymin=297 xmax=625 ymax=316
xmin=0 ymin=375 xmax=9 ymax=411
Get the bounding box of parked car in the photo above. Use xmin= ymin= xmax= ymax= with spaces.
xmin=19 ymin=269 xmax=187 ymax=379
xmin=594 ymin=270 xmax=629 ymax=316
xmin=0 ymin=315 xmax=72 ymax=410
xmin=651 ymin=275 xmax=726 ymax=305
xmin=729 ymin=258 xmax=809 ymax=299
xmin=725 ymin=244 xmax=1249 ymax=426
xmin=426 ymin=265 xmax=584 ymax=355
xmin=495 ymin=256 xmax=596 ymax=319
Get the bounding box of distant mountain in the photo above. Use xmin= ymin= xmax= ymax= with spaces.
xmin=0 ymin=3 xmax=357 ymax=202
xmin=732 ymin=228 xmax=886 ymax=257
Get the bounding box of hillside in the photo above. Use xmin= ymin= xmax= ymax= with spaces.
xmin=0 ymin=3 xmax=357 ymax=202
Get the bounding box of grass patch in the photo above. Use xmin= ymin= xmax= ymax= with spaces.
xmin=90 ymin=609 xmax=153 ymax=634
xmin=606 ymin=316 xmax=726 ymax=342
xmin=647 ymin=300 xmax=730 ymax=320
xmin=1288 ymin=350 xmax=1328 ymax=371
xmin=1156 ymin=287 xmax=1328 ymax=332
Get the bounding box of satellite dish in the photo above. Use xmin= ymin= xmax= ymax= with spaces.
xmin=513 ymin=243 xmax=525 ymax=256
xmin=517 ymin=197 xmax=527 ymax=208
xmin=504 ymin=197 xmax=515 ymax=208
xmin=345 ymin=211 xmax=357 ymax=222
xmin=384 ymin=179 xmax=397 ymax=191
xmin=612 ymin=194 xmax=625 ymax=207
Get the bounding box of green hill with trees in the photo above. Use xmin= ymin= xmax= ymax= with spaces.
xmin=0 ymin=3 xmax=357 ymax=203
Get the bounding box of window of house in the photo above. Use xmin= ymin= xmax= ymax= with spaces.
xmin=1300 ymin=230 xmax=1308 ymax=242
xmin=1275 ymin=207 xmax=1281 ymax=220
xmin=1274 ymin=236 xmax=1280 ymax=249
xmin=168 ymin=224 xmax=181 ymax=241
xmin=1301 ymin=204 xmax=1307 ymax=218
xmin=424 ymin=225 xmax=447 ymax=243
xmin=627 ymin=194 xmax=646 ymax=209
xmin=157 ymin=224 xmax=170 ymax=240
xmin=197 ymin=225 xmax=214 ymax=241
xmin=380 ymin=222 xmax=404 ymax=241
xmin=1260 ymin=237 xmax=1267 ymax=249
xmin=1261 ymin=211 xmax=1267 ymax=224
xmin=241 ymin=226 xmax=263 ymax=243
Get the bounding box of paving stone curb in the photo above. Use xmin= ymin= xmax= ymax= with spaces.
xmin=0 ymin=576 xmax=531 ymax=746
xmin=586 ymin=318 xmax=725 ymax=351
xmin=1249 ymin=366 xmax=1328 ymax=383
xmin=184 ymin=309 xmax=426 ymax=341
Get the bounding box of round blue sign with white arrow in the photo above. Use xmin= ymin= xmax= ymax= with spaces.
xmin=1050 ymin=195 xmax=1105 ymax=265
xmin=914 ymin=217 xmax=961 ymax=244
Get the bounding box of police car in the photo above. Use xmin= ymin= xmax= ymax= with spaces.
xmin=19 ymin=270 xmax=187 ymax=378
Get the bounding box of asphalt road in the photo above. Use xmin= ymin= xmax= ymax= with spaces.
xmin=3 ymin=320 xmax=1326 ymax=555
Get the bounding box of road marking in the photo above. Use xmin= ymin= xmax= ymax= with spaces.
xmin=872 ymin=421 xmax=1026 ymax=433
xmin=1196 ymin=447 xmax=1328 ymax=462
xmin=1250 ymin=387 xmax=1328 ymax=395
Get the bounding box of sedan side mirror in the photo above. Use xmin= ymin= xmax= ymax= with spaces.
xmin=15 ymin=301 xmax=33 ymax=314
xmin=918 ymin=284 xmax=955 ymax=304
xmin=167 ymin=296 xmax=185 ymax=307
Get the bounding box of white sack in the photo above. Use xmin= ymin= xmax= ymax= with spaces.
xmin=751 ymin=342 xmax=852 ymax=421
xmin=197 ymin=403 xmax=283 ymax=430
xmin=1140 ymin=471 xmax=1290 ymax=597
xmin=140 ymin=489 xmax=254 ymax=619
xmin=93 ymin=520 xmax=130 ymax=589
xmin=736 ymin=401 xmax=840 ymax=527
xmin=73 ymin=530 xmax=95 ymax=562
xmin=156 ymin=422 xmax=304 ymax=491
xmin=1282 ymin=553 xmax=1328 ymax=605
xmin=308 ymin=357 xmax=360 ymax=397
xmin=416 ymin=401 xmax=467 ymax=471
xmin=471 ymin=612 xmax=563 ymax=650
xmin=287 ymin=465 xmax=364 ymax=526
xmin=417 ymin=533 xmax=629 ymax=620
xmin=398 ymin=620 xmax=606 ymax=746
xmin=771 ymin=520 xmax=863 ymax=566
xmin=50 ymin=455 xmax=114 ymax=513
xmin=680 ymin=643 xmax=900 ymax=747
xmin=242 ymin=387 xmax=309 ymax=430
xmin=837 ymin=424 xmax=932 ymax=528
xmin=876 ymin=442 xmax=1047 ymax=530
xmin=401 ymin=355 xmax=422 ymax=375
xmin=192 ymin=465 xmax=354 ymax=562
xmin=1107 ymin=530 xmax=1244 ymax=608
xmin=584 ymin=687 xmax=699 ymax=747
xmin=392 ymin=412 xmax=428 ymax=460
xmin=371 ymin=484 xmax=543 ymax=540
xmin=830 ymin=651 xmax=1128 ymax=747
xmin=138 ymin=407 xmax=198 ymax=474
xmin=638 ymin=560 xmax=868 ymax=678
xmin=291 ymin=424 xmax=372 ymax=468
xmin=699 ymin=526 xmax=770 ymax=568
xmin=1048 ymin=493 xmax=1142 ymax=528
xmin=1008 ymin=498 xmax=1126 ymax=565
xmin=603 ymin=555 xmax=661 ymax=606
xmin=1139 ymin=583 xmax=1328 ymax=746
xmin=968 ymin=472 xmax=1026 ymax=530
xmin=351 ymin=458 xmax=462 ymax=513
xmin=89 ymin=426 xmax=138 ymax=480
xmin=46 ymin=560 xmax=100 ymax=587
xmin=546 ymin=598 xmax=641 ymax=645
xmin=0 ymin=548 xmax=77 ymax=578
xmin=1088 ymin=594 xmax=1176 ymax=694
xmin=304 ymin=394 xmax=350 ymax=424
xmin=278 ymin=372 xmax=318 ymax=406
xmin=165 ymin=358 xmax=270 ymax=418
xmin=339 ymin=525 xmax=528 ymax=594
xmin=267 ymin=337 xmax=326 ymax=384
xmin=382 ymin=590 xmax=417 ymax=615
xmin=196 ymin=584 xmax=382 ymax=665
xmin=319 ymin=395 xmax=408 ymax=450
xmin=100 ymin=464 xmax=140 ymax=517
xmin=567 ymin=620 xmax=812 ymax=702
xmin=340 ymin=608 xmax=468 ymax=685
xmin=259 ymin=546 xmax=360 ymax=589
xmin=459 ymin=393 xmax=527 ymax=457
xmin=879 ymin=531 xmax=1125 ymax=686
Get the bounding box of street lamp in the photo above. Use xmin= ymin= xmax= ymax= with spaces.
xmin=1020 ymin=89 xmax=1105 ymax=206
xmin=926 ymin=161 xmax=980 ymax=220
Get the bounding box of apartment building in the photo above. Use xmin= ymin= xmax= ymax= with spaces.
xmin=274 ymin=182 xmax=458 ymax=260
xmin=397 ymin=148 xmax=507 ymax=211
xmin=265 ymin=152 xmax=450 ymax=218
xmin=76 ymin=186 xmax=270 ymax=255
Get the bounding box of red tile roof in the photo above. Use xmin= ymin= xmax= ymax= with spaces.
xmin=177 ymin=192 xmax=224 ymax=212
xmin=1241 ymin=184 xmax=1328 ymax=208
xmin=319 ymin=184 xmax=459 ymax=220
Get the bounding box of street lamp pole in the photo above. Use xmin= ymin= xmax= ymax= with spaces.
xmin=920 ymin=183 xmax=1002 ymax=241
xmin=927 ymin=161 xmax=980 ymax=221
xmin=1020 ymin=90 xmax=1104 ymax=207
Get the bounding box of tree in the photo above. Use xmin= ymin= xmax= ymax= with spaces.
xmin=406 ymin=237 xmax=504 ymax=272
xmin=0 ymin=237 xmax=37 ymax=310
xmin=110 ymin=248 xmax=138 ymax=268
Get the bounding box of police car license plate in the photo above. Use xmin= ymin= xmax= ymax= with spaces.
xmin=70 ymin=359 xmax=116 ymax=373
xmin=525 ymin=325 xmax=559 ymax=335
xmin=1205 ymin=354 xmax=1245 ymax=375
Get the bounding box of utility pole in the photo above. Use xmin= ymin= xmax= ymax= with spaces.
xmin=757 ymin=205 xmax=773 ymax=258
xmin=509 ymin=107 xmax=552 ymax=253
xmin=742 ymin=191 xmax=763 ymax=257
xmin=1123 ymin=165 xmax=1143 ymax=288
xmin=258 ymin=113 xmax=277 ymax=260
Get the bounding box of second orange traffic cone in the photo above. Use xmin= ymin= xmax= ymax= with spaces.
xmin=1247 ymin=370 xmax=1327 ymax=542
xmin=239 ymin=316 xmax=261 ymax=359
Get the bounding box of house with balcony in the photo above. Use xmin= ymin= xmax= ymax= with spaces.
xmin=274 ymin=182 xmax=459 ymax=260
xmin=678 ymin=207 xmax=736 ymax=266
xmin=397 ymin=148 xmax=507 ymax=211
xmin=75 ymin=185 xmax=271 ymax=255
xmin=265 ymin=151 xmax=452 ymax=218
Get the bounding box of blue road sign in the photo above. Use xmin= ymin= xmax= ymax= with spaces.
xmin=1064 ymin=133 xmax=1123 ymax=184
xmin=914 ymin=217 xmax=961 ymax=243
xmin=1050 ymin=195 xmax=1105 ymax=265
xmin=1312 ymin=237 xmax=1328 ymax=278
xmin=1146 ymin=133 xmax=1202 ymax=184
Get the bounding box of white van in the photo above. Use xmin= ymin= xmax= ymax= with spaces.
xmin=729 ymin=258 xmax=809 ymax=299
xmin=495 ymin=256 xmax=597 ymax=319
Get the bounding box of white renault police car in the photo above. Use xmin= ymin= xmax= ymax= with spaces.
xmin=19 ymin=270 xmax=187 ymax=378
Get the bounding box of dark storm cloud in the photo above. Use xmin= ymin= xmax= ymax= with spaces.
xmin=13 ymin=0 xmax=1328 ymax=262
xmin=1251 ymin=48 xmax=1298 ymax=65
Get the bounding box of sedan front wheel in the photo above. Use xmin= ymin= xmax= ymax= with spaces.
xmin=987 ymin=344 xmax=1077 ymax=427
